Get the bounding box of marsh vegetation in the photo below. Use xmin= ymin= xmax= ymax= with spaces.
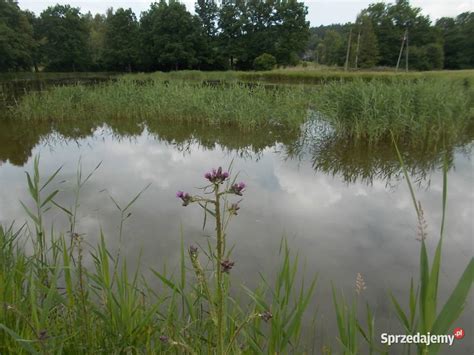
xmin=8 ymin=73 xmax=473 ymax=148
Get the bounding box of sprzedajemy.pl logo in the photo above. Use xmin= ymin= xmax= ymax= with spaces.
xmin=381 ymin=328 xmax=465 ymax=347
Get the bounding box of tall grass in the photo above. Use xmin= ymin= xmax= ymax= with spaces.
xmin=10 ymin=75 xmax=473 ymax=144
xmin=12 ymin=79 xmax=311 ymax=131
xmin=313 ymin=78 xmax=473 ymax=143
xmin=389 ymin=140 xmax=473 ymax=354
xmin=122 ymin=69 xmax=474 ymax=86
xmin=329 ymin=140 xmax=473 ymax=355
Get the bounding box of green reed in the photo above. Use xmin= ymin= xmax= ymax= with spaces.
xmin=329 ymin=139 xmax=473 ymax=355
xmin=389 ymin=138 xmax=473 ymax=354
xmin=313 ymin=78 xmax=473 ymax=144
xmin=12 ymin=79 xmax=311 ymax=131
xmin=121 ymin=69 xmax=474 ymax=86
xmin=10 ymin=73 xmax=473 ymax=145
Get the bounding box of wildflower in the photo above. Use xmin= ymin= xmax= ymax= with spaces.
xmin=159 ymin=335 xmax=169 ymax=343
xmin=176 ymin=191 xmax=192 ymax=206
xmin=228 ymin=203 xmax=240 ymax=215
xmin=229 ymin=182 xmax=246 ymax=196
xmin=220 ymin=259 xmax=235 ymax=273
xmin=355 ymin=273 xmax=366 ymax=295
xmin=259 ymin=310 xmax=272 ymax=322
xmin=205 ymin=166 xmax=229 ymax=184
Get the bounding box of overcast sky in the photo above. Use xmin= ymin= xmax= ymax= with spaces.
xmin=18 ymin=0 xmax=473 ymax=26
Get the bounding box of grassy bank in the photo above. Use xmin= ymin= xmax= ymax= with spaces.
xmin=0 ymin=156 xmax=472 ymax=354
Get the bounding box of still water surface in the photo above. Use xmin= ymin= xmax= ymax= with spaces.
xmin=0 ymin=118 xmax=472 ymax=352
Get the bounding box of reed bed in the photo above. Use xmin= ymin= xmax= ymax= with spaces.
xmin=9 ymin=75 xmax=474 ymax=144
xmin=12 ymin=79 xmax=311 ymax=131
xmin=312 ymin=78 xmax=474 ymax=143
xmin=123 ymin=69 xmax=474 ymax=85
xmin=2 ymin=68 xmax=473 ymax=86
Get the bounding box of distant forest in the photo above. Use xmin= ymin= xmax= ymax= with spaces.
xmin=0 ymin=0 xmax=472 ymax=72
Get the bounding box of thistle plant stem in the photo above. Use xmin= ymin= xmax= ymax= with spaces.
xmin=215 ymin=184 xmax=224 ymax=354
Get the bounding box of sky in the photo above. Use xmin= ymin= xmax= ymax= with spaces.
xmin=18 ymin=0 xmax=473 ymax=26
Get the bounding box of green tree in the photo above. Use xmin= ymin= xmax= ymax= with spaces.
xmin=218 ymin=0 xmax=309 ymax=69
xmin=84 ymin=11 xmax=107 ymax=70
xmin=273 ymin=0 xmax=309 ymax=66
xmin=218 ymin=0 xmax=247 ymax=69
xmin=321 ymin=30 xmax=344 ymax=65
xmin=140 ymin=0 xmax=204 ymax=71
xmin=195 ymin=0 xmax=218 ymax=38
xmin=436 ymin=12 xmax=473 ymax=69
xmin=103 ymin=8 xmax=139 ymax=71
xmin=38 ymin=4 xmax=91 ymax=71
xmin=355 ymin=15 xmax=379 ymax=68
xmin=24 ymin=11 xmax=43 ymax=72
xmin=195 ymin=0 xmax=226 ymax=69
xmin=361 ymin=0 xmax=441 ymax=68
xmin=0 ymin=0 xmax=35 ymax=71
xmin=409 ymin=43 xmax=444 ymax=70
xmin=360 ymin=2 xmax=394 ymax=66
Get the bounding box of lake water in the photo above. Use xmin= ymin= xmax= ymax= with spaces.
xmin=0 ymin=117 xmax=472 ymax=353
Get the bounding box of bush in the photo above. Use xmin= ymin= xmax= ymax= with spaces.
xmin=253 ymin=53 xmax=277 ymax=71
xmin=410 ymin=44 xmax=444 ymax=71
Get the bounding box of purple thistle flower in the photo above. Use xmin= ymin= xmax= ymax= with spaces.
xmin=176 ymin=191 xmax=192 ymax=206
xmin=204 ymin=166 xmax=230 ymax=184
xmin=230 ymin=182 xmax=246 ymax=196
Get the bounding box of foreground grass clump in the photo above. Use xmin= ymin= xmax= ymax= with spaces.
xmin=313 ymin=78 xmax=473 ymax=143
xmin=12 ymin=79 xmax=311 ymax=130
xmin=0 ymin=158 xmax=316 ymax=354
xmin=331 ymin=146 xmax=473 ymax=354
xmin=0 ymin=154 xmax=472 ymax=354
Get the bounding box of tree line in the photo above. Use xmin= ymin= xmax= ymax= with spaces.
xmin=305 ymin=0 xmax=473 ymax=70
xmin=0 ymin=0 xmax=308 ymax=72
xmin=1 ymin=0 xmax=472 ymax=73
